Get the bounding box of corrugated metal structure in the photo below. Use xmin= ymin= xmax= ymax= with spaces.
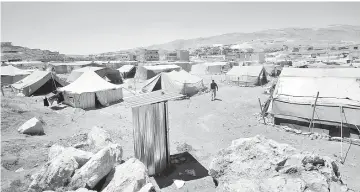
xmin=124 ymin=91 xmax=184 ymax=175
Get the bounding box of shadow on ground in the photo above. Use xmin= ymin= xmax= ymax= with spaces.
xmin=153 ymin=152 xmax=209 ymax=189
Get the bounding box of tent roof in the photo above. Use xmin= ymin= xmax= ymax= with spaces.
xmin=49 ymin=61 xmax=94 ymax=66
xmin=1 ymin=65 xmax=30 ymax=76
xmin=142 ymin=64 xmax=180 ymax=71
xmin=226 ymin=66 xmax=265 ymax=77
xmin=165 ymin=70 xmax=203 ymax=84
xmin=72 ymin=66 xmax=104 ymax=72
xmin=124 ymin=90 xmax=184 ymax=108
xmin=204 ymin=62 xmax=228 ymax=66
xmin=59 ymin=71 xmax=121 ymax=94
xmin=280 ymin=68 xmax=360 ymax=78
xmin=12 ymin=71 xmax=66 ymax=89
xmin=118 ymin=65 xmax=135 ymax=73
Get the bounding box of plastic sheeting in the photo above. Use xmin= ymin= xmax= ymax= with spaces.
xmin=132 ymin=102 xmax=169 ymax=175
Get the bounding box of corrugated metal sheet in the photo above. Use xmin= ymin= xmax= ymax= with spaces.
xmin=132 ymin=102 xmax=169 ymax=175
xmin=124 ymin=90 xmax=184 ymax=108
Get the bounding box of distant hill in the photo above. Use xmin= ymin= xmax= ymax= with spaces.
xmin=0 ymin=42 xmax=77 ymax=62
xmin=142 ymin=25 xmax=360 ymax=51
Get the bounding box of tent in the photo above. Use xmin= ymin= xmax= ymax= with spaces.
xmin=263 ymin=64 xmax=282 ymax=76
xmin=268 ymin=68 xmax=360 ymax=128
xmin=58 ymin=71 xmax=123 ymax=109
xmin=135 ymin=65 xmax=181 ymax=80
xmin=118 ymin=65 xmax=136 ymax=79
xmin=49 ymin=62 xmax=103 ymax=74
xmin=226 ymin=66 xmax=268 ymax=86
xmin=1 ymin=65 xmax=31 ymax=86
xmin=141 ymin=70 xmax=204 ymax=96
xmin=204 ymin=62 xmax=229 ymax=74
xmin=11 ymin=71 xmax=67 ymax=96
xmin=66 ymin=67 xmax=122 ymax=84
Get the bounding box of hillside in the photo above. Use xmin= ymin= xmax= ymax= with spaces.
xmin=143 ymin=25 xmax=360 ymax=51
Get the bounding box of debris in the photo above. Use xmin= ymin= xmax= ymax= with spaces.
xmin=185 ymin=169 xmax=196 ymax=177
xmin=69 ymin=144 xmax=123 ymax=189
xmin=174 ymin=180 xmax=185 ymax=189
xmin=28 ymin=154 xmax=79 ymax=192
xmin=48 ymin=144 xmax=65 ymax=161
xmin=102 ymin=158 xmax=149 ymax=192
xmin=138 ymin=183 xmax=156 ymax=192
xmin=87 ymin=126 xmax=113 ymax=152
xmin=15 ymin=167 xmax=24 ymax=172
xmin=18 ymin=117 xmax=44 ymax=135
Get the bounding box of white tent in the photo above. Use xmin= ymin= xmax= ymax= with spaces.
xmin=118 ymin=65 xmax=136 ymax=78
xmin=142 ymin=70 xmax=204 ymax=96
xmin=11 ymin=71 xmax=67 ymax=96
xmin=135 ymin=65 xmax=181 ymax=80
xmin=226 ymin=66 xmax=268 ymax=86
xmin=204 ymin=62 xmax=229 ymax=74
xmin=268 ymin=68 xmax=360 ymax=128
xmin=58 ymin=71 xmax=123 ymax=109
xmin=1 ymin=65 xmax=30 ymax=86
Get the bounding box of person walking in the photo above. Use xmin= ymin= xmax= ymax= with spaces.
xmin=210 ymin=80 xmax=218 ymax=101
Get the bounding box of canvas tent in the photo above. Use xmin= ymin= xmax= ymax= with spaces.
xmin=135 ymin=65 xmax=181 ymax=80
xmin=226 ymin=66 xmax=268 ymax=86
xmin=58 ymin=71 xmax=123 ymax=109
xmin=118 ymin=65 xmax=136 ymax=79
xmin=49 ymin=62 xmax=103 ymax=74
xmin=141 ymin=70 xmax=204 ymax=96
xmin=11 ymin=71 xmax=67 ymax=96
xmin=268 ymin=68 xmax=360 ymax=129
xmin=66 ymin=67 xmax=122 ymax=84
xmin=204 ymin=62 xmax=229 ymax=74
xmin=1 ymin=65 xmax=31 ymax=86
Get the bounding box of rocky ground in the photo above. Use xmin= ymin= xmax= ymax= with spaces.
xmin=1 ymin=75 xmax=360 ymax=192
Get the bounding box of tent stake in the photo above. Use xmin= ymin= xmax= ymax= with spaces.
xmin=309 ymin=91 xmax=319 ymax=132
xmin=258 ymin=98 xmax=266 ymax=125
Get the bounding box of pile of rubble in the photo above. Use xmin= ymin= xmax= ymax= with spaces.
xmin=208 ymin=135 xmax=353 ymax=192
xmin=27 ymin=126 xmax=155 ymax=192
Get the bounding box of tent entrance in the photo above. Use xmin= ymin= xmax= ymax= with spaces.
xmin=152 ymin=76 xmax=162 ymax=92
xmin=32 ymin=79 xmax=62 ymax=96
xmin=94 ymin=94 xmax=103 ymax=108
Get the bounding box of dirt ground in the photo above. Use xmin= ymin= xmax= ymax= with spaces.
xmin=1 ymin=75 xmax=360 ymax=191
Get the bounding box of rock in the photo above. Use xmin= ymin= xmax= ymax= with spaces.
xmin=48 ymin=144 xmax=66 ymax=161
xmin=49 ymin=145 xmax=93 ymax=167
xmin=18 ymin=117 xmax=44 ymax=135
xmin=173 ymin=180 xmax=185 ymax=189
xmin=330 ymin=181 xmax=348 ymax=192
xmin=69 ymin=144 xmax=123 ymax=189
xmin=61 ymin=147 xmax=94 ymax=167
xmin=75 ymin=188 xmax=97 ymax=192
xmin=138 ymin=183 xmax=155 ymax=192
xmin=73 ymin=142 xmax=88 ymax=149
xmin=220 ymin=179 xmax=260 ymax=192
xmin=283 ymin=177 xmax=306 ymax=192
xmin=100 ymin=168 xmax=115 ymax=191
xmin=87 ymin=126 xmax=113 ymax=152
xmin=310 ymin=134 xmax=318 ymax=140
xmin=294 ymin=129 xmax=302 ymax=134
xmin=15 ymin=167 xmax=24 ymax=172
xmin=300 ymin=171 xmax=329 ymax=192
xmin=102 ymin=158 xmax=149 ymax=192
xmin=302 ymin=132 xmax=312 ymax=135
xmin=28 ymin=154 xmax=79 ymax=192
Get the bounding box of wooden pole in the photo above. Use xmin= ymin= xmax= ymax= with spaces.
xmin=340 ymin=106 xmax=343 ymax=161
xmin=258 ymin=98 xmax=266 ymax=124
xmin=309 ymin=91 xmax=320 ymax=132
xmin=1 ymin=86 xmax=4 ymax=96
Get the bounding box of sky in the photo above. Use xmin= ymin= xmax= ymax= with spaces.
xmin=1 ymin=2 xmax=360 ymax=55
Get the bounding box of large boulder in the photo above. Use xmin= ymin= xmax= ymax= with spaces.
xmin=49 ymin=145 xmax=94 ymax=167
xmin=87 ymin=126 xmax=113 ymax=152
xmin=102 ymin=158 xmax=149 ymax=192
xmin=48 ymin=144 xmax=66 ymax=161
xmin=28 ymin=154 xmax=79 ymax=192
xmin=68 ymin=144 xmax=123 ymax=189
xmin=208 ymin=135 xmax=350 ymax=192
xmin=18 ymin=117 xmax=44 ymax=135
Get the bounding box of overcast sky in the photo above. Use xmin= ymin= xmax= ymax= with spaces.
xmin=1 ymin=2 xmax=360 ymax=55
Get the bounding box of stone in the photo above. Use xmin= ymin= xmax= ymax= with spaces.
xmin=48 ymin=144 xmax=65 ymax=161
xmin=138 ymin=183 xmax=156 ymax=192
xmin=75 ymin=188 xmax=97 ymax=192
xmin=330 ymin=181 xmax=348 ymax=192
xmin=87 ymin=126 xmax=113 ymax=152
xmin=283 ymin=177 xmax=306 ymax=192
xmin=61 ymin=147 xmax=94 ymax=167
xmin=301 ymin=171 xmax=329 ymax=192
xmin=68 ymin=144 xmax=122 ymax=189
xmin=28 ymin=154 xmax=79 ymax=192
xmin=294 ymin=129 xmax=302 ymax=134
xmin=102 ymin=158 xmax=149 ymax=192
xmin=18 ymin=117 xmax=44 ymax=135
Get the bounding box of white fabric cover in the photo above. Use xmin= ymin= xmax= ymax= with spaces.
xmin=59 ymin=71 xmax=121 ymax=94
xmin=118 ymin=65 xmax=135 ymax=73
xmin=226 ymin=66 xmax=267 ymax=85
